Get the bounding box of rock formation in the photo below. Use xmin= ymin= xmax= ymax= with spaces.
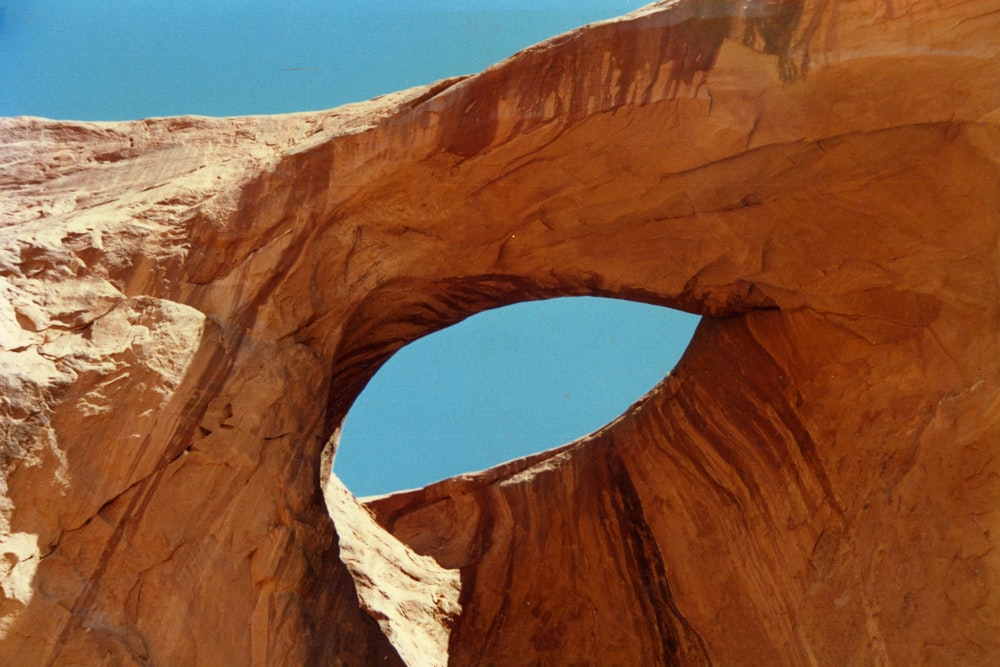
xmin=1 ymin=0 xmax=998 ymax=663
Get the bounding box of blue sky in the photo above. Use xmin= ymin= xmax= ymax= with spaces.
xmin=340 ymin=298 xmax=697 ymax=495
xmin=1 ymin=0 xmax=700 ymax=496
xmin=1 ymin=1 xmax=652 ymax=119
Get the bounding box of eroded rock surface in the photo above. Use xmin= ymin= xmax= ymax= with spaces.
xmin=1 ymin=0 xmax=998 ymax=664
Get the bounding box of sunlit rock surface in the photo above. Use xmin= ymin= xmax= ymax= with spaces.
xmin=2 ymin=0 xmax=998 ymax=663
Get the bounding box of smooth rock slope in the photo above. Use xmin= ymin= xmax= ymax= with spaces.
xmin=1 ymin=0 xmax=998 ymax=664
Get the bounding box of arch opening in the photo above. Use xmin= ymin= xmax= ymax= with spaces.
xmin=333 ymin=296 xmax=699 ymax=497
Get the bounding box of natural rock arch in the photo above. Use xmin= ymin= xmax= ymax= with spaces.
xmin=1 ymin=0 xmax=998 ymax=664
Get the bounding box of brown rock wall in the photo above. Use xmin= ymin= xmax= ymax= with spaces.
xmin=1 ymin=0 xmax=998 ymax=663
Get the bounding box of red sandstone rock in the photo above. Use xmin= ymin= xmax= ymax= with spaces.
xmin=1 ymin=0 xmax=998 ymax=664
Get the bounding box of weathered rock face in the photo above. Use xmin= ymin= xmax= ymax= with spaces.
xmin=1 ymin=0 xmax=998 ymax=664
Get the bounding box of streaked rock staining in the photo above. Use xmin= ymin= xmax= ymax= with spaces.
xmin=1 ymin=0 xmax=998 ymax=664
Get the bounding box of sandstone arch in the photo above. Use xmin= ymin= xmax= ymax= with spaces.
xmin=1 ymin=0 xmax=998 ymax=664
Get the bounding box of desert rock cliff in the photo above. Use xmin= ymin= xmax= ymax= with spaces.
xmin=1 ymin=0 xmax=998 ymax=664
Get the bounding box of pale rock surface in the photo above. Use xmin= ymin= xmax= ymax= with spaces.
xmin=324 ymin=471 xmax=460 ymax=667
xmin=1 ymin=0 xmax=998 ymax=664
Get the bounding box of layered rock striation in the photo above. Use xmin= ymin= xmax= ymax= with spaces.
xmin=1 ymin=0 xmax=998 ymax=664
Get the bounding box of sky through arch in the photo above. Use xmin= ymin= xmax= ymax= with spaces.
xmin=336 ymin=298 xmax=699 ymax=496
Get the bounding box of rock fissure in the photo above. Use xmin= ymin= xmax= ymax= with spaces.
xmin=606 ymin=447 xmax=711 ymax=665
